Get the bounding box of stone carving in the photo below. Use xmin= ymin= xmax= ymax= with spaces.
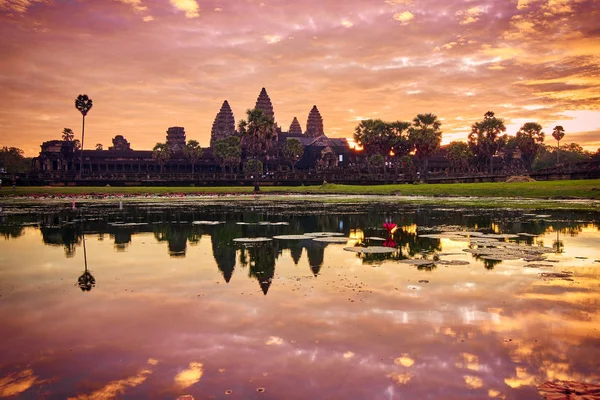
xmin=306 ymin=105 xmax=324 ymax=138
xmin=210 ymin=100 xmax=236 ymax=147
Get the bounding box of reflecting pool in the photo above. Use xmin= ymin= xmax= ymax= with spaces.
xmin=0 ymin=202 xmax=599 ymax=399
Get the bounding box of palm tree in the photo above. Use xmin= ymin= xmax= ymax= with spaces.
xmin=409 ymin=113 xmax=442 ymax=180
xmin=152 ymin=143 xmax=171 ymax=173
xmin=515 ymin=122 xmax=544 ymax=172
xmin=467 ymin=111 xmax=507 ymax=173
xmin=552 ymin=125 xmax=565 ymax=164
xmin=446 ymin=141 xmax=473 ymax=173
xmin=75 ymin=94 xmax=93 ymax=177
xmin=238 ymin=108 xmax=275 ymax=191
xmin=184 ymin=140 xmax=203 ymax=175
xmin=62 ymin=128 xmax=75 ymax=141
xmin=77 ymin=232 xmax=96 ymax=292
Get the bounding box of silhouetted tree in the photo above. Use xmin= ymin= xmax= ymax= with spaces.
xmin=281 ymin=138 xmax=304 ymax=172
xmin=214 ymin=136 xmax=242 ymax=175
xmin=95 ymin=143 xmax=103 ymax=151
xmin=468 ymin=111 xmax=507 ymax=173
xmin=75 ymin=94 xmax=93 ymax=177
xmin=62 ymin=128 xmax=75 ymax=141
xmin=389 ymin=121 xmax=413 ymax=177
xmin=152 ymin=143 xmax=170 ymax=173
xmin=446 ymin=141 xmax=472 ymax=173
xmin=552 ymin=125 xmax=565 ymax=164
xmin=238 ymin=108 xmax=275 ymax=191
xmin=184 ymin=139 xmax=203 ymax=175
xmin=409 ymin=113 xmax=442 ymax=180
xmin=515 ymin=122 xmax=544 ymax=172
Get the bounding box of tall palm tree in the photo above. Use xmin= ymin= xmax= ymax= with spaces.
xmin=75 ymin=94 xmax=93 ymax=178
xmin=408 ymin=113 xmax=442 ymax=180
xmin=238 ymin=108 xmax=275 ymax=191
xmin=552 ymin=125 xmax=565 ymax=165
xmin=153 ymin=143 xmax=171 ymax=173
xmin=184 ymin=140 xmax=203 ymax=175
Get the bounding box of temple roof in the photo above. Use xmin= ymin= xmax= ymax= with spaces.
xmin=306 ymin=105 xmax=324 ymax=138
xmin=289 ymin=117 xmax=303 ymax=135
xmin=255 ymin=87 xmax=275 ymax=121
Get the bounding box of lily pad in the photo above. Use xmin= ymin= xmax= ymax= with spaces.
xmin=397 ymin=259 xmax=436 ymax=266
xmin=233 ymin=237 xmax=272 ymax=243
xmin=343 ymin=246 xmax=396 ymax=254
xmin=366 ymin=237 xmax=387 ymax=241
xmin=436 ymin=260 xmax=470 ymax=265
xmin=272 ymin=235 xmax=312 ymax=240
xmin=540 ymin=271 xmax=574 ymax=278
xmin=305 ymin=232 xmax=345 ymax=237
xmin=524 ymin=264 xmax=554 ymax=268
xmin=312 ymin=237 xmax=349 ymax=243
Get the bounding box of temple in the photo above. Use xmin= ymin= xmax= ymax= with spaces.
xmin=32 ymin=87 xmax=447 ymax=183
xmin=210 ymin=100 xmax=235 ymax=147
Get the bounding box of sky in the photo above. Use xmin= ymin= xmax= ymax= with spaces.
xmin=1 ymin=0 xmax=599 ymax=156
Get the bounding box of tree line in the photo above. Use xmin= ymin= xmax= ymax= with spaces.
xmin=353 ymin=111 xmax=598 ymax=178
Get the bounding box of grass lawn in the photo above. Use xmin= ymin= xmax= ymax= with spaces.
xmin=1 ymin=179 xmax=599 ymax=199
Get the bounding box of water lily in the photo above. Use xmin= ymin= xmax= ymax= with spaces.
xmin=383 ymin=222 xmax=397 ymax=234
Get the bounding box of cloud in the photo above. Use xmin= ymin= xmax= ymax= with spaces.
xmin=0 ymin=0 xmax=48 ymax=13
xmin=392 ymin=11 xmax=414 ymax=24
xmin=68 ymin=359 xmax=157 ymax=400
xmin=456 ymin=6 xmax=486 ymax=25
xmin=174 ymin=362 xmax=204 ymax=389
xmin=0 ymin=369 xmax=42 ymax=397
xmin=169 ymin=0 xmax=199 ymax=18
xmin=115 ymin=0 xmax=147 ymax=13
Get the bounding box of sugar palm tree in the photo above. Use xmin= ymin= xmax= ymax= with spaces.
xmin=75 ymin=94 xmax=93 ymax=177
xmin=153 ymin=143 xmax=170 ymax=173
xmin=552 ymin=125 xmax=565 ymax=165
xmin=62 ymin=128 xmax=75 ymax=141
xmin=184 ymin=140 xmax=203 ymax=175
xmin=409 ymin=113 xmax=442 ymax=180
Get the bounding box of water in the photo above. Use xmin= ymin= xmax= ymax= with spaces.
xmin=0 ymin=202 xmax=599 ymax=399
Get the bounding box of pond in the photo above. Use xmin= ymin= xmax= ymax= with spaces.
xmin=0 ymin=201 xmax=599 ymax=399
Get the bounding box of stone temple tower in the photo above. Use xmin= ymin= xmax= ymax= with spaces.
xmin=289 ymin=117 xmax=303 ymax=136
xmin=210 ymin=100 xmax=236 ymax=147
xmin=166 ymin=127 xmax=186 ymax=153
xmin=255 ymin=88 xmax=275 ymax=121
xmin=305 ymin=105 xmax=324 ymax=138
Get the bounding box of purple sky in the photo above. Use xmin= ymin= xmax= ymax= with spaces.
xmin=1 ymin=0 xmax=599 ymax=155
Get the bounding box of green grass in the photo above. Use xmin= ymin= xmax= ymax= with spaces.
xmin=1 ymin=179 xmax=599 ymax=199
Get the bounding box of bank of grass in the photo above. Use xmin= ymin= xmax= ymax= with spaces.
xmin=1 ymin=179 xmax=599 ymax=199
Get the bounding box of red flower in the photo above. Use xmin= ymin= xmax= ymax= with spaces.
xmin=383 ymin=222 xmax=397 ymax=233
xmin=383 ymin=238 xmax=397 ymax=248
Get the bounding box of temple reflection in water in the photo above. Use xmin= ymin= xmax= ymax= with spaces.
xmin=1 ymin=204 xmax=597 ymax=294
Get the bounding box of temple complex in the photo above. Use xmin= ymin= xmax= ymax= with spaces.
xmin=210 ymin=100 xmax=236 ymax=147
xmin=32 ymin=87 xmax=372 ymax=180
xmin=289 ymin=117 xmax=303 ymax=136
xmin=166 ymin=127 xmax=186 ymax=153
xmin=306 ymin=106 xmax=324 ymax=138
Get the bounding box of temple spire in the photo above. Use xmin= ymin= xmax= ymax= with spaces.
xmin=254 ymin=88 xmax=275 ymax=121
xmin=210 ymin=100 xmax=236 ymax=147
xmin=305 ymin=105 xmax=324 ymax=138
xmin=289 ymin=117 xmax=302 ymax=135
